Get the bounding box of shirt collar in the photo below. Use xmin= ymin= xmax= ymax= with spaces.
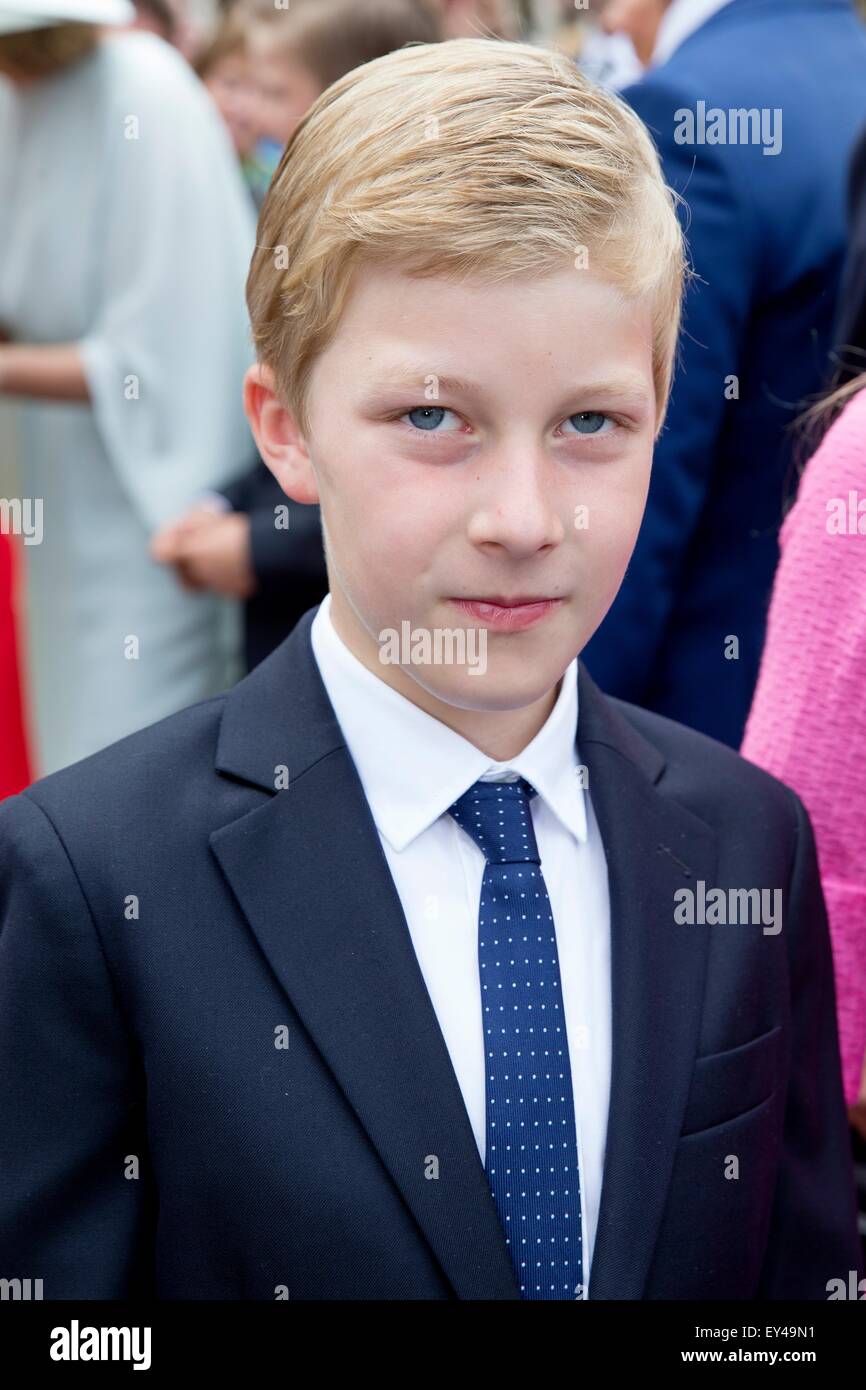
xmin=651 ymin=0 xmax=735 ymax=66
xmin=309 ymin=592 xmax=587 ymax=853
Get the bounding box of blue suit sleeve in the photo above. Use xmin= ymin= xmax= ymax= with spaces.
xmin=581 ymin=76 xmax=758 ymax=699
xmin=0 ymin=793 xmax=156 ymax=1298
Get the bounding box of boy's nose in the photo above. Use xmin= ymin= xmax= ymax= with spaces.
xmin=465 ymin=447 xmax=565 ymax=556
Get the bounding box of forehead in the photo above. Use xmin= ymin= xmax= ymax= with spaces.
xmin=316 ymin=261 xmax=655 ymax=385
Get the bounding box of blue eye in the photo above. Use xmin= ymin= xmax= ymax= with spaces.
xmin=564 ymin=412 xmax=610 ymax=435
xmin=403 ymin=406 xmax=459 ymax=433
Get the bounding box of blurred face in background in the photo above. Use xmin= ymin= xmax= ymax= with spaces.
xmin=436 ymin=0 xmax=517 ymax=40
xmin=248 ymin=28 xmax=324 ymax=148
xmin=600 ymin=0 xmax=669 ymax=66
xmin=204 ymin=49 xmax=260 ymax=157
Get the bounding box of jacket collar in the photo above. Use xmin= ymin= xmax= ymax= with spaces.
xmin=215 ymin=602 xmax=666 ymax=795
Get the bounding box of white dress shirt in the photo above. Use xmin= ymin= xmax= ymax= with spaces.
xmin=651 ymin=0 xmax=735 ymax=66
xmin=309 ymin=592 xmax=612 ymax=1286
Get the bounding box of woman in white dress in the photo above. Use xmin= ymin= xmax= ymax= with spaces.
xmin=0 ymin=0 xmax=256 ymax=774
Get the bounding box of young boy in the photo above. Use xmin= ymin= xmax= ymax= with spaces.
xmin=0 ymin=37 xmax=861 ymax=1301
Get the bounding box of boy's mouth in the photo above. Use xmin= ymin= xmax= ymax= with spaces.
xmin=449 ymin=596 xmax=563 ymax=632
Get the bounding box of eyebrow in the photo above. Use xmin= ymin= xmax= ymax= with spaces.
xmin=365 ymin=365 xmax=654 ymax=408
xmin=367 ymin=366 xmax=484 ymax=396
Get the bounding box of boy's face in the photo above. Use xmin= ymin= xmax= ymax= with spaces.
xmin=246 ymin=262 xmax=656 ymax=750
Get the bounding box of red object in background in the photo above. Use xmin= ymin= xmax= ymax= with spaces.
xmin=0 ymin=532 xmax=32 ymax=799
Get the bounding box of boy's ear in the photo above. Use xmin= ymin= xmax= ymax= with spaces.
xmin=242 ymin=362 xmax=320 ymax=505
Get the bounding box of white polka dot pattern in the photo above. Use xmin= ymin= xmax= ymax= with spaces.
xmin=448 ymin=777 xmax=584 ymax=1300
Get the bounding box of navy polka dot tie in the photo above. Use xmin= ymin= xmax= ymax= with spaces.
xmin=448 ymin=777 xmax=584 ymax=1300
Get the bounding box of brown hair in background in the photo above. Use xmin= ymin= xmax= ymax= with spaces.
xmin=240 ymin=0 xmax=443 ymax=88
xmin=194 ymin=3 xmax=249 ymax=79
xmin=0 ymin=22 xmax=101 ymax=79
xmin=780 ymin=366 xmax=866 ymax=520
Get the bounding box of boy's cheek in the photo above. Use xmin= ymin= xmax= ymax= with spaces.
xmin=580 ymin=478 xmax=650 ymax=553
xmin=573 ymin=520 xmax=645 ymax=615
xmin=327 ymin=490 xmax=438 ymax=567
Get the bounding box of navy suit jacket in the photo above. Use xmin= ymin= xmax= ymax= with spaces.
xmin=0 ymin=605 xmax=861 ymax=1298
xmin=582 ymin=0 xmax=866 ymax=748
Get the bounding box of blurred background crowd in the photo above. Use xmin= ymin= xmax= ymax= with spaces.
xmin=2 ymin=0 xmax=866 ymax=1250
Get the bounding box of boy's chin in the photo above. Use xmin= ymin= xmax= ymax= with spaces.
xmin=400 ymin=655 xmax=569 ymax=715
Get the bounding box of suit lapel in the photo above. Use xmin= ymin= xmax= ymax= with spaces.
xmin=210 ymin=608 xmax=520 ymax=1299
xmin=209 ymin=609 xmax=716 ymax=1300
xmin=576 ymin=666 xmax=717 ymax=1298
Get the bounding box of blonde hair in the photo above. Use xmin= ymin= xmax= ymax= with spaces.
xmin=247 ymin=36 xmax=688 ymax=438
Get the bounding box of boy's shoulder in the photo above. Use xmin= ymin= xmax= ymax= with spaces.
xmin=2 ymin=691 xmax=240 ymax=852
xmin=3 ymin=610 xmax=325 ymax=853
xmin=601 ymin=691 xmax=801 ymax=839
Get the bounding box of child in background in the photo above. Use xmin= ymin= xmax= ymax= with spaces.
xmin=194 ymin=6 xmax=267 ymax=207
xmin=242 ymin=0 xmax=442 ymax=147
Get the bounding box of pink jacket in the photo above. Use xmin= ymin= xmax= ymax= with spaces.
xmin=742 ymin=387 xmax=866 ymax=1108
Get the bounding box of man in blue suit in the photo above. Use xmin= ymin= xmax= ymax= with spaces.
xmin=583 ymin=0 xmax=866 ymax=747
xmin=0 ymin=34 xmax=861 ymax=1300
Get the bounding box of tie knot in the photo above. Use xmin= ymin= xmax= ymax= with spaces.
xmin=447 ymin=777 xmax=540 ymax=865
